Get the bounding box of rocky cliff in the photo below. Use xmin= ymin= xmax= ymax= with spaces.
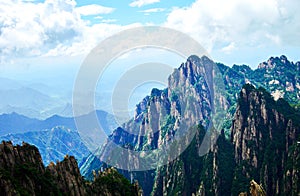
xmin=80 ymin=55 xmax=300 ymax=195
xmin=80 ymin=55 xmax=219 ymax=195
xmin=217 ymin=55 xmax=300 ymax=135
xmin=231 ymin=84 xmax=300 ymax=196
xmin=0 ymin=141 xmax=140 ymax=196
xmin=152 ymin=84 xmax=300 ymax=196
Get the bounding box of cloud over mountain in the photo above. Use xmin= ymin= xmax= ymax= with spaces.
xmin=165 ymin=0 xmax=300 ymax=53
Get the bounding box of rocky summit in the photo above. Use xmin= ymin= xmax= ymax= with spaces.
xmin=79 ymin=55 xmax=299 ymax=196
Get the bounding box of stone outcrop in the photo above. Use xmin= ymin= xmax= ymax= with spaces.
xmin=47 ymin=155 xmax=87 ymax=196
xmin=152 ymin=85 xmax=300 ymax=196
xmin=238 ymin=180 xmax=266 ymax=196
xmin=231 ymin=84 xmax=300 ymax=195
xmin=0 ymin=141 xmax=140 ymax=196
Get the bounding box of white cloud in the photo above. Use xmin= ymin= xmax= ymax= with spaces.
xmin=129 ymin=0 xmax=160 ymax=8
xmin=94 ymin=16 xmax=103 ymax=20
xmin=0 ymin=0 xmax=84 ymax=61
xmin=101 ymin=19 xmax=118 ymax=23
xmin=164 ymin=0 xmax=300 ymax=53
xmin=2 ymin=0 xmax=299 ymax=66
xmin=221 ymin=42 xmax=236 ymax=54
xmin=139 ymin=8 xmax=165 ymax=14
xmin=0 ymin=0 xmax=123 ymax=62
xmin=44 ymin=22 xmax=141 ymax=57
xmin=76 ymin=4 xmax=115 ymax=16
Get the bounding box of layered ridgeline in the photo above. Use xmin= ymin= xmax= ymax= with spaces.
xmin=0 ymin=110 xmax=117 ymax=165
xmin=79 ymin=55 xmax=300 ymax=195
xmin=0 ymin=141 xmax=141 ymax=196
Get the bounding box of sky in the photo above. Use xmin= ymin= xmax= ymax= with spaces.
xmin=0 ymin=0 xmax=300 ymax=83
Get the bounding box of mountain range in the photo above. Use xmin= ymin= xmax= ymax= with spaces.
xmin=0 ymin=77 xmax=71 ymax=119
xmin=79 ymin=55 xmax=300 ymax=195
xmin=0 ymin=110 xmax=117 ymax=165
xmin=0 ymin=54 xmax=299 ymax=195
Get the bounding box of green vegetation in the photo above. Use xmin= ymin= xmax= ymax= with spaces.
xmin=91 ymin=168 xmax=138 ymax=196
xmin=153 ymin=84 xmax=300 ymax=195
xmin=0 ymin=162 xmax=63 ymax=196
xmin=0 ymin=142 xmax=140 ymax=196
xmin=160 ymin=115 xmax=176 ymax=138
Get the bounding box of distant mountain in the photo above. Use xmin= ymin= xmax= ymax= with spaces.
xmin=0 ymin=77 xmax=23 ymax=90
xmin=0 ymin=110 xmax=118 ymax=165
xmin=0 ymin=112 xmax=74 ymax=135
xmin=0 ymin=77 xmax=73 ymax=119
xmin=1 ymin=127 xmax=89 ymax=165
xmin=0 ymin=84 xmax=66 ymax=119
xmin=0 ymin=87 xmax=63 ymax=114
xmin=0 ymin=112 xmax=40 ymax=135
xmin=79 ymin=55 xmax=300 ymax=195
xmin=0 ymin=110 xmax=117 ymax=135
xmin=0 ymin=141 xmax=141 ymax=196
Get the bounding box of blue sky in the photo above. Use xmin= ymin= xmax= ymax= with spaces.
xmin=75 ymin=0 xmax=195 ymax=25
xmin=0 ymin=0 xmax=300 ymax=79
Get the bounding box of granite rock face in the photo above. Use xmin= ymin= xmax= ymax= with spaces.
xmin=231 ymin=84 xmax=300 ymax=195
xmin=152 ymin=85 xmax=300 ymax=196
xmin=0 ymin=141 xmax=140 ymax=196
xmin=80 ymin=55 xmax=218 ymax=195
xmin=80 ymin=55 xmax=300 ymax=195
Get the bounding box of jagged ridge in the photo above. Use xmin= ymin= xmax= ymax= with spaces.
xmin=80 ymin=55 xmax=300 ymax=195
xmin=152 ymin=84 xmax=300 ymax=196
xmin=0 ymin=141 xmax=141 ymax=196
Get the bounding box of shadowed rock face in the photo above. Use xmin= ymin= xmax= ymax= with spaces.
xmin=152 ymin=84 xmax=300 ymax=196
xmin=231 ymin=84 xmax=300 ymax=195
xmin=47 ymin=155 xmax=87 ymax=196
xmin=0 ymin=141 xmax=141 ymax=196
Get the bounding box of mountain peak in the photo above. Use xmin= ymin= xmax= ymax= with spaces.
xmin=258 ymin=55 xmax=294 ymax=69
xmin=187 ymin=55 xmax=212 ymax=65
xmin=187 ymin=54 xmax=201 ymax=62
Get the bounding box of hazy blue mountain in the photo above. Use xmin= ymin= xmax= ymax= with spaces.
xmin=1 ymin=127 xmax=89 ymax=165
xmin=0 ymin=112 xmax=40 ymax=135
xmin=0 ymin=110 xmax=118 ymax=165
xmin=0 ymin=112 xmax=74 ymax=135
xmin=0 ymin=86 xmax=65 ymax=119
xmin=0 ymin=110 xmax=117 ymax=136
xmin=0 ymin=77 xmax=23 ymax=90
xmin=0 ymin=77 xmax=72 ymax=119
